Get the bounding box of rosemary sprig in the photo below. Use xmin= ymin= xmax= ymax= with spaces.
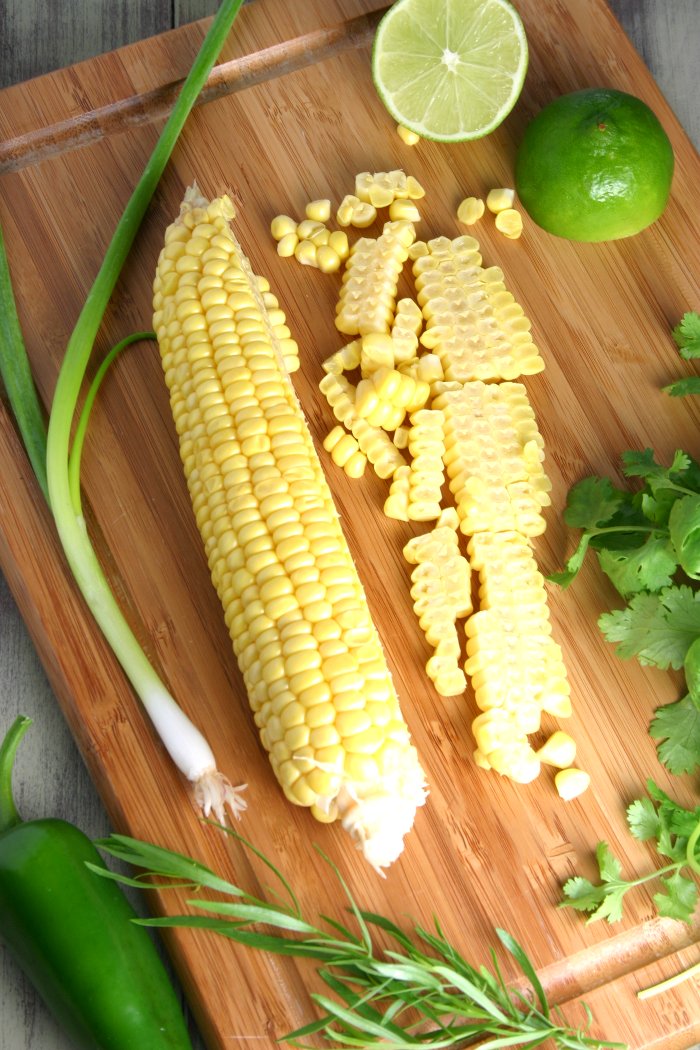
xmin=94 ymin=830 xmax=624 ymax=1050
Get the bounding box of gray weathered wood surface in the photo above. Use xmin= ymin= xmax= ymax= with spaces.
xmin=0 ymin=2 xmax=698 ymax=1048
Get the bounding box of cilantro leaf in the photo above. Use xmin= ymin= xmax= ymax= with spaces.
xmin=647 ymin=780 xmax=700 ymax=840
xmin=547 ymin=534 xmax=590 ymax=588
xmin=684 ymin=635 xmax=700 ymax=703
xmin=642 ymin=488 xmax=683 ymax=527
xmin=598 ymin=586 xmax=700 ymax=669
xmin=664 ymin=376 xmax=700 ymax=398
xmin=669 ymin=494 xmax=700 ymax=578
xmin=563 ymin=476 xmax=625 ymax=530
xmin=622 ymin=448 xmax=690 ymax=483
xmin=559 ymin=845 xmax=628 ymax=924
xmin=653 ymin=871 xmax=698 ymax=924
xmin=650 ymin=693 xmax=700 ymax=775
xmin=626 ymin=797 xmax=660 ymax=842
xmin=597 ymin=535 xmax=677 ymax=596
xmin=597 ymin=841 xmax=623 ymax=883
xmin=672 ymin=311 xmax=700 ymax=359
xmin=560 ymin=876 xmax=603 ymax=914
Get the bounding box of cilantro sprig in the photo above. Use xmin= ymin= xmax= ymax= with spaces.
xmin=561 ymin=781 xmax=700 ymax=925
xmin=552 ymin=315 xmax=700 ymax=778
xmin=664 ymin=311 xmax=700 ymax=396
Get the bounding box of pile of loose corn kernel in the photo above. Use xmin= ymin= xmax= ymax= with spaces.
xmin=269 ymin=170 xmax=589 ymax=800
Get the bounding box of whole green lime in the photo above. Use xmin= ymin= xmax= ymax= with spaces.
xmin=514 ymin=88 xmax=674 ymax=242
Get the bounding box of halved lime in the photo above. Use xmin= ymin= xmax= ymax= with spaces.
xmin=371 ymin=0 xmax=528 ymax=143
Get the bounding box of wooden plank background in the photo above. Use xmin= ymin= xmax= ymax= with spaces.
xmin=0 ymin=3 xmax=698 ymax=1050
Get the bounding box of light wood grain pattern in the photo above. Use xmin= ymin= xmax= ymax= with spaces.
xmin=1 ymin=1 xmax=700 ymax=1049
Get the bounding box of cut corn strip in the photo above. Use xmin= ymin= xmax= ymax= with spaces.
xmin=154 ymin=187 xmax=427 ymax=869
xmin=433 ymin=381 xmax=551 ymax=537
xmin=319 ymin=373 xmax=405 ymax=478
xmin=406 ymin=409 xmax=445 ymax=522
xmin=323 ymin=425 xmax=367 ymax=479
xmin=413 ymin=236 xmax=543 ymax=382
xmin=403 ymin=510 xmax=471 ymax=697
xmin=464 ymin=530 xmax=570 ymax=750
xmin=383 ymin=465 xmax=411 ymax=521
xmin=336 ymin=220 xmax=416 ymax=336
xmin=391 ymin=296 xmax=423 ymax=364
xmin=355 ymin=170 xmax=425 ymax=208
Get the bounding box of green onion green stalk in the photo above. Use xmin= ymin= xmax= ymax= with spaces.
xmin=0 ymin=0 xmax=246 ymax=819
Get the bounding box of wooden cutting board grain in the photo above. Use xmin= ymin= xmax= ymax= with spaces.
xmin=1 ymin=1 xmax=700 ymax=1047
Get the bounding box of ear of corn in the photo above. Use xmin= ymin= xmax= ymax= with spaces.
xmin=153 ymin=186 xmax=427 ymax=871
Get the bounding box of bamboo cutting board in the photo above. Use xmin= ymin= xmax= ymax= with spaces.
xmin=1 ymin=1 xmax=700 ymax=1047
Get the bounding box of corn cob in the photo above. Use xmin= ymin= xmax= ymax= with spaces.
xmin=433 ymin=381 xmax=551 ymax=537
xmin=153 ymin=187 xmax=427 ymax=870
xmin=413 ymin=235 xmax=543 ymax=382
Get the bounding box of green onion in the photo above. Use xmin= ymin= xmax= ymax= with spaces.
xmin=1 ymin=0 xmax=246 ymax=820
xmin=0 ymin=220 xmax=48 ymax=499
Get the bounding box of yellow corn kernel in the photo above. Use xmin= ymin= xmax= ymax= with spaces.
xmin=316 ymin=245 xmax=342 ymax=274
xmin=360 ymin=333 xmax=396 ymax=376
xmin=296 ymin=218 xmax=324 ymax=241
xmin=555 ymin=767 xmax=590 ymax=800
xmin=351 ymin=202 xmax=378 ymax=228
xmin=457 ymin=196 xmax=485 ymax=225
xmin=383 ymin=465 xmax=411 ymax=521
xmin=270 ymin=214 xmax=297 ymax=240
xmin=495 ymin=209 xmax=524 ymax=239
xmin=336 ymin=195 xmax=358 ymax=227
xmin=486 ymin=187 xmax=516 ymax=213
xmin=154 ymin=186 xmax=427 ymax=871
xmin=397 ymin=124 xmax=421 ymax=146
xmin=305 ymin=199 xmax=332 ymax=223
xmin=389 ymin=199 xmax=421 ymax=222
xmin=277 ymin=232 xmax=299 ymax=258
xmin=322 ymin=340 xmax=362 ymax=376
xmin=536 ymin=731 xmax=577 ymax=768
xmin=488 ymin=743 xmax=541 ymax=784
xmin=294 ymin=239 xmax=318 ymax=267
xmin=404 ymin=175 xmax=425 ymax=200
xmin=328 ymin=230 xmax=350 ymax=260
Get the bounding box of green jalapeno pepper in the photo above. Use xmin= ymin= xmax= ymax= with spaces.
xmin=0 ymin=715 xmax=193 ymax=1049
